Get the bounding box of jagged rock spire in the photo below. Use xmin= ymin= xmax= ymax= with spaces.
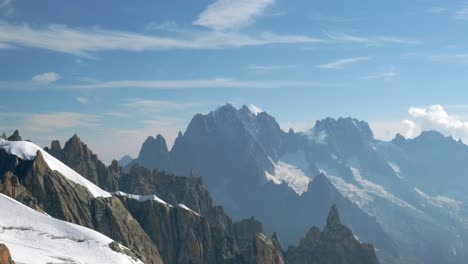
xmin=7 ymin=130 xmax=21 ymax=141
xmin=326 ymin=204 xmax=341 ymax=227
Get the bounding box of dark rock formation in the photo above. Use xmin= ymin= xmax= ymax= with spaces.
xmin=0 ymin=149 xmax=163 ymax=264
xmin=118 ymin=155 xmax=134 ymax=167
xmin=233 ymin=217 xmax=286 ymax=264
xmin=44 ymin=134 xmax=120 ymax=191
xmin=128 ymin=134 xmax=171 ymax=172
xmin=6 ymin=130 xmax=21 ymax=141
xmin=286 ymin=205 xmax=379 ymax=264
xmin=0 ymin=244 xmax=14 ymax=264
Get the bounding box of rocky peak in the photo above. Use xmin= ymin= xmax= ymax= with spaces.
xmin=50 ymin=140 xmax=62 ymax=151
xmin=45 ymin=134 xmax=120 ymax=191
xmin=286 ymin=205 xmax=379 ymax=264
xmin=0 ymin=133 xmax=6 ymax=140
xmin=7 ymin=130 xmax=21 ymax=141
xmin=134 ymin=134 xmax=171 ymax=172
xmin=0 ymin=243 xmax=15 ymax=264
xmin=312 ymin=117 xmax=374 ymax=142
xmin=392 ymin=133 xmax=407 ymax=145
xmin=109 ymin=160 xmax=122 ymax=175
xmin=326 ymin=204 xmax=341 ymax=227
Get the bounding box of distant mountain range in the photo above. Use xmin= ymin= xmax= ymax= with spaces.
xmin=127 ymin=103 xmax=468 ymax=264
xmin=0 ymin=129 xmax=377 ymax=264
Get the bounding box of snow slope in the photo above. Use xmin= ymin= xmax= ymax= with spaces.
xmin=265 ymin=155 xmax=310 ymax=195
xmin=0 ymin=139 xmax=111 ymax=198
xmin=0 ymin=193 xmax=142 ymax=264
xmin=114 ymin=191 xmax=172 ymax=206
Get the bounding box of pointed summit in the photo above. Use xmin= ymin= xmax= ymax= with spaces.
xmin=7 ymin=129 xmax=22 ymax=141
xmin=326 ymin=204 xmax=341 ymax=227
xmin=135 ymin=134 xmax=171 ymax=172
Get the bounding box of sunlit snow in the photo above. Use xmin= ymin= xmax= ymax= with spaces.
xmin=0 ymin=193 xmax=142 ymax=264
xmin=0 ymin=139 xmax=111 ymax=198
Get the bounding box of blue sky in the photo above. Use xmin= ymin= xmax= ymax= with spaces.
xmin=2 ymin=0 xmax=468 ymax=163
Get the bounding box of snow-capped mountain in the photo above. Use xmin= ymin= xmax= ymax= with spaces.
xmin=0 ymin=138 xmax=110 ymax=197
xmin=0 ymin=193 xmax=142 ymax=264
xmin=131 ymin=104 xmax=397 ymax=261
xmin=131 ymin=104 xmax=468 ymax=264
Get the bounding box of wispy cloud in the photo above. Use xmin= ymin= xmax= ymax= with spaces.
xmin=427 ymin=7 xmax=448 ymax=14
xmin=32 ymin=72 xmax=60 ymax=85
xmin=455 ymin=8 xmax=468 ymax=20
xmin=76 ymin=97 xmax=89 ymax=104
xmin=0 ymin=0 xmax=14 ymax=16
xmin=361 ymin=66 xmax=398 ymax=80
xmin=67 ymin=78 xmax=329 ymax=90
xmin=123 ymin=99 xmax=214 ymax=114
xmin=0 ymin=22 xmax=322 ymax=57
xmin=145 ymin=21 xmax=178 ymax=32
xmin=324 ymin=31 xmax=421 ymax=45
xmin=247 ymin=64 xmax=297 ymax=72
xmin=0 ymin=112 xmax=100 ymax=132
xmin=428 ymin=53 xmax=468 ymax=64
xmin=193 ymin=0 xmax=275 ymax=31
xmin=318 ymin=57 xmax=369 ymax=69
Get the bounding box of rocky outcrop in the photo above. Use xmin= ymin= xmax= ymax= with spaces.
xmin=6 ymin=130 xmax=21 ymax=141
xmin=0 ymin=149 xmax=162 ymax=264
xmin=127 ymin=134 xmax=171 ymax=172
xmin=44 ymin=134 xmax=120 ymax=191
xmin=233 ymin=217 xmax=285 ymax=264
xmin=286 ymin=205 xmax=379 ymax=264
xmin=119 ymin=164 xmax=242 ymax=263
xmin=252 ymin=233 xmax=285 ymax=264
xmin=0 ymin=244 xmax=14 ymax=264
xmin=118 ymin=196 xmax=218 ymax=264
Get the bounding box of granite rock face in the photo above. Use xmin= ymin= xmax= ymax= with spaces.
xmin=0 ymin=244 xmax=15 ymax=264
xmin=0 ymin=149 xmax=163 ymax=264
xmin=232 ymin=217 xmax=286 ymax=264
xmin=286 ymin=205 xmax=379 ymax=264
xmin=44 ymin=134 xmax=120 ymax=191
xmin=6 ymin=130 xmax=21 ymax=142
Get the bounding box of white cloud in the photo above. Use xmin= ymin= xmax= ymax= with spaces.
xmin=428 ymin=53 xmax=468 ymax=64
xmin=76 ymin=97 xmax=89 ymax=104
xmin=68 ymin=78 xmax=329 ymax=90
xmin=32 ymin=72 xmax=60 ymax=85
xmin=193 ymin=0 xmax=275 ymax=31
xmin=324 ymin=31 xmax=421 ymax=45
xmin=23 ymin=112 xmax=100 ymax=132
xmin=318 ymin=57 xmax=369 ymax=69
xmin=0 ymin=0 xmax=12 ymax=8
xmin=145 ymin=21 xmax=178 ymax=32
xmin=247 ymin=64 xmax=297 ymax=72
xmin=0 ymin=22 xmax=322 ymax=57
xmin=123 ymin=99 xmax=214 ymax=114
xmin=427 ymin=7 xmax=448 ymax=14
xmin=405 ymin=105 xmax=468 ymax=140
xmin=0 ymin=0 xmax=14 ymax=16
xmin=247 ymin=104 xmax=263 ymax=114
xmin=361 ymin=66 xmax=398 ymax=80
xmin=455 ymin=8 xmax=468 ymax=20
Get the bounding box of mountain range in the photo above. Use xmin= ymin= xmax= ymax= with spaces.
xmin=0 ymin=128 xmax=377 ymax=264
xmin=127 ymin=103 xmax=468 ymax=264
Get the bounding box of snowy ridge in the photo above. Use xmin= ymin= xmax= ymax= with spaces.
xmin=319 ymin=166 xmax=423 ymax=214
xmin=114 ymin=191 xmax=172 ymax=207
xmin=0 ymin=139 xmax=111 ymax=198
xmin=265 ymin=155 xmax=311 ymax=195
xmin=0 ymin=193 xmax=142 ymax=264
xmin=178 ymin=203 xmax=200 ymax=216
xmin=414 ymin=188 xmax=463 ymax=210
